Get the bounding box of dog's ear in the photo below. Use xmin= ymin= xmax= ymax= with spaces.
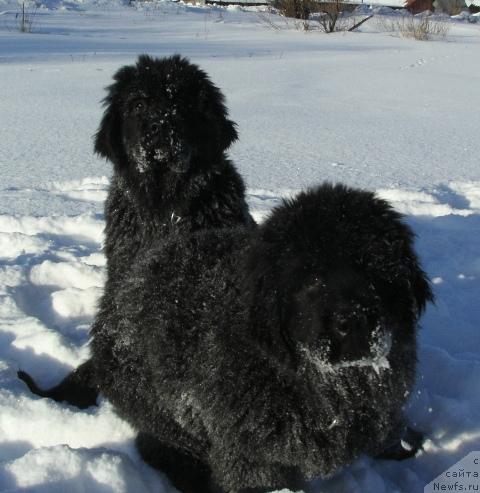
xmin=407 ymin=262 xmax=434 ymax=315
xmin=94 ymin=65 xmax=137 ymax=165
xmin=387 ymin=235 xmax=434 ymax=316
xmin=372 ymin=245 xmax=433 ymax=320
xmin=219 ymin=118 xmax=238 ymax=151
xmin=94 ymin=97 xmax=123 ymax=164
xmin=198 ymin=83 xmax=238 ymax=152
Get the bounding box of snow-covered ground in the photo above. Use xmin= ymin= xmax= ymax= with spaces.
xmin=0 ymin=2 xmax=479 ymax=492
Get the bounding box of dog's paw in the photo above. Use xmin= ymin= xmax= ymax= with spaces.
xmin=375 ymin=427 xmax=424 ymax=461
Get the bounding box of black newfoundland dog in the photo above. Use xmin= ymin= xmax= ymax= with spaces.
xmin=19 ymin=55 xmax=433 ymax=493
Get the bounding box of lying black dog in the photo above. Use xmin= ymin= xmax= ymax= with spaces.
xmin=19 ymin=57 xmax=433 ymax=493
xmin=20 ymin=187 xmax=432 ymax=492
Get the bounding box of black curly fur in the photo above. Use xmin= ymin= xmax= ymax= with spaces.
xmin=19 ymin=54 xmax=254 ymax=411
xmin=88 ymin=183 xmax=432 ymax=493
xmin=18 ymin=57 xmax=433 ymax=493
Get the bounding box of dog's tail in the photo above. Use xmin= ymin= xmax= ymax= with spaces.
xmin=18 ymin=359 xmax=98 ymax=409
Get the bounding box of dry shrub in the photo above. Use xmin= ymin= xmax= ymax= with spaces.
xmin=16 ymin=1 xmax=38 ymax=33
xmin=273 ymin=0 xmax=315 ymax=20
xmin=376 ymin=13 xmax=449 ymax=40
xmin=272 ymin=0 xmax=368 ymax=32
xmin=311 ymin=0 xmax=359 ymax=32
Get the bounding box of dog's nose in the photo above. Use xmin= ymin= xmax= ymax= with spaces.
xmin=330 ymin=311 xmax=372 ymax=361
xmin=333 ymin=312 xmax=368 ymax=339
xmin=150 ymin=122 xmax=161 ymax=133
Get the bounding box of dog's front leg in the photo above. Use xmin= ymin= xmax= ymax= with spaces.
xmin=135 ymin=431 xmax=218 ymax=493
xmin=208 ymin=444 xmax=305 ymax=493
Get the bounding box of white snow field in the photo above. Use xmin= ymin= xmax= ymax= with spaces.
xmin=0 ymin=1 xmax=479 ymax=492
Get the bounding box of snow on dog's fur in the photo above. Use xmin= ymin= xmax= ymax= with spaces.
xmin=18 ymin=56 xmax=433 ymax=493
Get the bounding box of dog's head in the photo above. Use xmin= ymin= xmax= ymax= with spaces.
xmin=246 ymin=184 xmax=433 ymax=366
xmin=94 ymin=54 xmax=238 ymax=178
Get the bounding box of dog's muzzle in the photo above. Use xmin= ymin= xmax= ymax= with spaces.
xmin=131 ymin=136 xmax=192 ymax=174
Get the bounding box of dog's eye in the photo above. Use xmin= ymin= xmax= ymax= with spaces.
xmin=130 ymin=100 xmax=147 ymax=113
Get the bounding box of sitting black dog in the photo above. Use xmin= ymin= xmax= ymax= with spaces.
xmin=19 ymin=56 xmax=432 ymax=493
xmin=19 ymin=54 xmax=254 ymax=408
